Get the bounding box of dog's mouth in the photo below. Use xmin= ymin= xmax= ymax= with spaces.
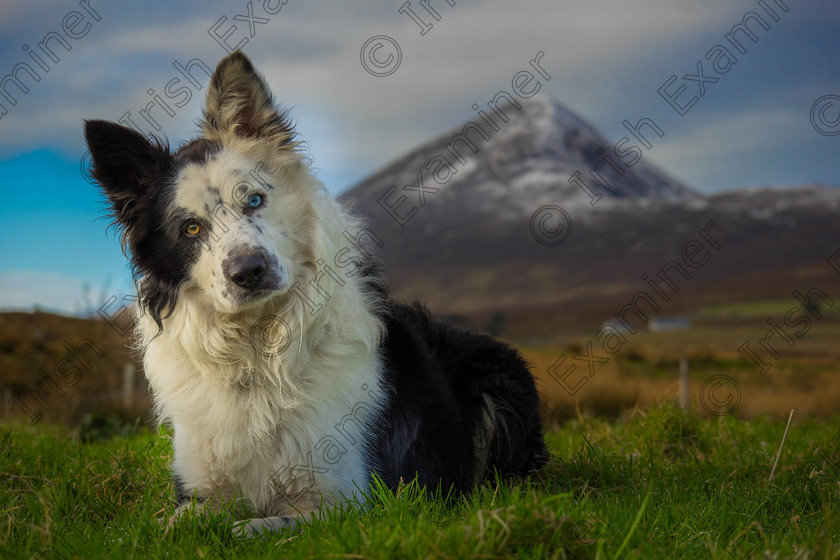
xmin=233 ymin=269 xmax=290 ymax=305
xmin=236 ymin=279 xmax=287 ymax=304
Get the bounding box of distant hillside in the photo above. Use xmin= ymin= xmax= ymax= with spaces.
xmin=341 ymin=96 xmax=840 ymax=336
xmin=0 ymin=312 xmax=148 ymax=426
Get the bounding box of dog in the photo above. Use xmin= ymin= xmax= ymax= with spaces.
xmin=84 ymin=51 xmax=546 ymax=536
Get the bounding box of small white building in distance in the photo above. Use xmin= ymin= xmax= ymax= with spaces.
xmin=647 ymin=316 xmax=690 ymax=332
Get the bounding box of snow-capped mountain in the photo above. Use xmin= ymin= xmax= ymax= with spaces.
xmin=341 ymin=96 xmax=840 ymax=335
xmin=344 ymin=95 xmax=692 ymax=224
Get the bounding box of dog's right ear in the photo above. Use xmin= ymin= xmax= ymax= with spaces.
xmin=200 ymin=51 xmax=296 ymax=149
xmin=84 ymin=120 xmax=170 ymax=250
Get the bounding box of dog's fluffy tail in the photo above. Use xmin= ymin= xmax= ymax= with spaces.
xmin=467 ymin=337 xmax=549 ymax=483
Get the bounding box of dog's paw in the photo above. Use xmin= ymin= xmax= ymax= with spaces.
xmin=232 ymin=516 xmax=298 ymax=538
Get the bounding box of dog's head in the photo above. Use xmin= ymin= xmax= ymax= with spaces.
xmin=86 ymin=52 xmax=324 ymax=328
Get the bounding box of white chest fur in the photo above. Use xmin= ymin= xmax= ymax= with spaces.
xmin=142 ymin=315 xmax=386 ymax=517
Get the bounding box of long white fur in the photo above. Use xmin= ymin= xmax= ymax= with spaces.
xmin=138 ymin=140 xmax=387 ymax=522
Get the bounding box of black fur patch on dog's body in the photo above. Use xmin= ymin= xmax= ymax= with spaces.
xmin=368 ymin=300 xmax=547 ymax=492
xmin=173 ymin=473 xmax=190 ymax=505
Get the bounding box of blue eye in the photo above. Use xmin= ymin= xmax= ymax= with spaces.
xmin=247 ymin=193 xmax=263 ymax=208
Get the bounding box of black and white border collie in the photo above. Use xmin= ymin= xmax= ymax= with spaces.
xmin=84 ymin=52 xmax=546 ymax=536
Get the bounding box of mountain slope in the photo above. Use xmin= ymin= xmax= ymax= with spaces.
xmin=340 ymin=97 xmax=840 ymax=335
xmin=343 ymin=95 xmax=692 ymax=227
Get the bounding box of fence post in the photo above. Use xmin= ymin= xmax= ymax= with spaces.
xmin=122 ymin=363 xmax=136 ymax=410
xmin=679 ymin=355 xmax=690 ymax=410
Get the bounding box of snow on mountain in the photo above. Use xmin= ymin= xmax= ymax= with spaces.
xmin=340 ymin=97 xmax=840 ymax=331
xmin=343 ymin=94 xmax=693 ymax=228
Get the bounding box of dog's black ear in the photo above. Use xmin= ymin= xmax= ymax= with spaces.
xmin=201 ymin=51 xmax=296 ymax=148
xmin=84 ymin=120 xmax=170 ymax=251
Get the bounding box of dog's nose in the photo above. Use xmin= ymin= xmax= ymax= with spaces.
xmin=225 ymin=253 xmax=266 ymax=289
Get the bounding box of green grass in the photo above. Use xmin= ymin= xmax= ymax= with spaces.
xmin=1 ymin=406 xmax=839 ymax=559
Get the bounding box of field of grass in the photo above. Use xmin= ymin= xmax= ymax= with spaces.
xmin=2 ymin=405 xmax=839 ymax=559
xmin=3 ymin=300 xmax=838 ymax=427
xmin=518 ymin=303 xmax=840 ymax=421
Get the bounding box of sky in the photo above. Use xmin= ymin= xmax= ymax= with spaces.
xmin=0 ymin=0 xmax=838 ymax=314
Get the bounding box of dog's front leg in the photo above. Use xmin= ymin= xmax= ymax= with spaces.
xmin=163 ymin=491 xmax=251 ymax=532
xmin=231 ymin=490 xmax=325 ymax=537
xmin=232 ymin=516 xmax=299 ymax=538
xmin=163 ymin=499 xmax=214 ymax=532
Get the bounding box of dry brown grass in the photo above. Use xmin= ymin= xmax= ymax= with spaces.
xmin=516 ymin=320 xmax=840 ymax=423
xmin=1 ymin=308 xmax=838 ymax=428
xmin=0 ymin=312 xmax=149 ymax=426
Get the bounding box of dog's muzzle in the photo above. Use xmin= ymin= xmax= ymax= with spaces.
xmin=226 ymin=252 xmax=266 ymax=289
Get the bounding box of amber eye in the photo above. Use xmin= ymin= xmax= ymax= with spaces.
xmin=185 ymin=222 xmax=201 ymax=236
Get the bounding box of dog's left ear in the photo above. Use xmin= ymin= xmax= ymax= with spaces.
xmin=201 ymin=51 xmax=296 ymax=148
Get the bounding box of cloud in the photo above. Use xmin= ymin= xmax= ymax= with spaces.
xmin=0 ymin=1 xmax=732 ymax=160
xmin=653 ymin=109 xmax=807 ymax=190
xmin=0 ymin=271 xmax=91 ymax=314
xmin=0 ymin=0 xmax=834 ymax=194
xmin=0 ymin=0 xmax=836 ymax=314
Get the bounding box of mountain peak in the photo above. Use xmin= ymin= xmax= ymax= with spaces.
xmin=343 ymin=95 xmax=693 ymax=227
xmin=339 ymin=97 xmax=840 ymax=329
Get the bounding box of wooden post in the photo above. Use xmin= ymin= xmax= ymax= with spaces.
xmin=679 ymin=355 xmax=690 ymax=410
xmin=122 ymin=362 xmax=136 ymax=410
